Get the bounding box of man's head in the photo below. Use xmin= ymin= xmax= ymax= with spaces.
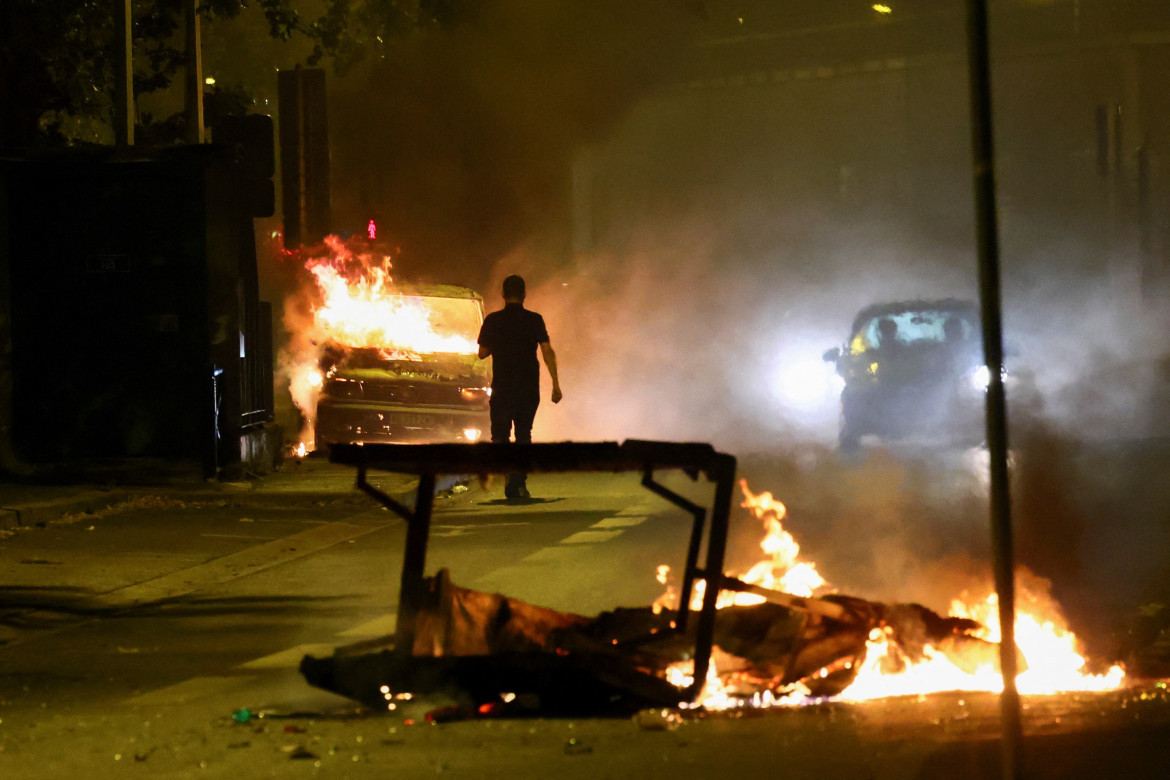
xmin=502 ymin=274 xmax=526 ymax=302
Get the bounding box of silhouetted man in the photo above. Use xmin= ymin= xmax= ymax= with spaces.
xmin=477 ymin=275 xmax=562 ymax=499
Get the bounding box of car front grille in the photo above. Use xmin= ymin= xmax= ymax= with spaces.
xmin=324 ymin=378 xmax=477 ymax=407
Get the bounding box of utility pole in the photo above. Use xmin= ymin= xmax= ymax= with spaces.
xmin=965 ymin=2 xmax=1022 ymax=778
xmin=184 ymin=0 xmax=204 ymax=144
xmin=113 ymin=0 xmax=134 ymax=146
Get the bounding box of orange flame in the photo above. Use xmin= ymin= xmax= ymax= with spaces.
xmin=278 ymin=236 xmax=480 ymax=448
xmin=307 ymin=238 xmax=477 ymax=356
xmin=661 ymin=480 xmax=1125 ymax=708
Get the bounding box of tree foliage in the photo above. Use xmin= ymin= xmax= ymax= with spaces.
xmin=0 ymin=0 xmax=463 ymax=147
xmin=302 ymin=0 xmax=469 ymax=74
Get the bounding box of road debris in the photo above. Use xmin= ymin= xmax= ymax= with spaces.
xmin=301 ymin=568 xmax=1003 ymax=715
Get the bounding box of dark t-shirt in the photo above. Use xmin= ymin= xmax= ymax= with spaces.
xmin=477 ymin=303 xmax=549 ymax=399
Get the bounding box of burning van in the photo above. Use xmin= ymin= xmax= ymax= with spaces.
xmin=312 ymin=284 xmax=491 ymax=450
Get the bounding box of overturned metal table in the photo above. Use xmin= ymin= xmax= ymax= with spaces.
xmin=328 ymin=439 xmax=738 ymax=705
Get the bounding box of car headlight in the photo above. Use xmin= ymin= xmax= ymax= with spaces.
xmin=460 ymin=387 xmax=491 ymax=403
xmin=967 ymin=365 xmax=1010 ymax=391
xmin=324 ymin=377 xmax=362 ymax=399
xmin=968 ymin=364 xmax=991 ymax=391
xmin=773 ymin=357 xmax=843 ymax=408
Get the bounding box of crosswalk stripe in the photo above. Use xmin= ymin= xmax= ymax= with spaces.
xmin=521 ymin=546 xmax=579 ymax=563
xmin=337 ymin=614 xmax=399 ymax=637
xmin=124 ymin=676 xmax=241 ymax=706
xmin=591 ymin=515 xmax=647 ymax=528
xmin=237 ymin=643 xmax=338 ymax=669
xmin=559 ymin=529 xmax=624 ymax=544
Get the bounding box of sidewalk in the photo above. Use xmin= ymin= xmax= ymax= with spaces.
xmin=0 ymin=455 xmax=421 ymax=533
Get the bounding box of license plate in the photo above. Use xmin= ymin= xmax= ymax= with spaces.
xmin=386 ymin=412 xmax=435 ymax=427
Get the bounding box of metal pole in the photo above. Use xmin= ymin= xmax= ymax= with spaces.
xmin=184 ymin=0 xmax=204 ymax=144
xmin=964 ymin=2 xmax=1022 ymax=777
xmin=688 ymin=454 xmax=735 ymax=702
xmin=113 ymin=0 xmax=134 ymax=146
xmin=396 ymin=472 xmax=436 ymax=653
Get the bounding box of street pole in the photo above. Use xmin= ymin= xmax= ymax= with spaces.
xmin=113 ymin=0 xmax=134 ymax=146
xmin=184 ymin=0 xmax=204 ymax=144
xmin=964 ymin=2 xmax=1022 ymax=778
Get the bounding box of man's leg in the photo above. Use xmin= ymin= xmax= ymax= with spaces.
xmin=512 ymin=398 xmax=539 ymax=444
xmin=489 ymin=396 xmax=512 ymax=444
xmin=509 ymin=398 xmax=540 ymax=497
xmin=491 ymin=397 xmax=525 ymax=498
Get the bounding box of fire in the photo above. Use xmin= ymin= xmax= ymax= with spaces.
xmin=279 ymin=235 xmax=480 ymax=448
xmin=662 ymin=480 xmax=1126 ymax=708
xmin=737 ymin=480 xmax=826 ymax=599
xmin=653 ymin=481 xmax=826 ymax=614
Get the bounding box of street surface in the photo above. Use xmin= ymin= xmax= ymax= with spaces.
xmin=0 ymin=446 xmax=1168 ymax=778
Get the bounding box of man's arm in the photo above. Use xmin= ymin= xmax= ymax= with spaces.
xmin=477 ymin=318 xmax=492 ymax=360
xmin=539 ymin=341 xmax=562 ymax=403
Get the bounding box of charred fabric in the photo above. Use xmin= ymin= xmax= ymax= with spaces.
xmin=300 ymin=440 xmax=1011 ymax=716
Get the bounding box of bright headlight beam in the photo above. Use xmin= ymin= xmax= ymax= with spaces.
xmin=773 ymin=357 xmax=841 ymax=408
xmin=970 ymin=364 xmax=991 ymax=391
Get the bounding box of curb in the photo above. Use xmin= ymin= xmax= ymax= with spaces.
xmin=0 ymin=475 xmax=433 ymax=533
xmin=0 ymin=489 xmax=137 ymax=532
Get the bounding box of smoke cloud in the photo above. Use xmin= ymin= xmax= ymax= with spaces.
xmin=277 ymin=2 xmax=1170 ymax=656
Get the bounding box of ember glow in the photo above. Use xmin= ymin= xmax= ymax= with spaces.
xmin=279 ymin=235 xmax=480 ymax=448
xmin=663 ymin=479 xmax=1126 ymax=708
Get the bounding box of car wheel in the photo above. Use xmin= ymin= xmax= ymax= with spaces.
xmin=839 ymin=422 xmax=862 ymax=452
xmin=313 ymin=424 xmax=332 ymax=457
xmin=839 ymin=393 xmax=865 ymax=452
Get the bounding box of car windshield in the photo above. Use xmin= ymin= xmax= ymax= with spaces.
xmin=319 ymin=293 xmax=485 ymax=358
xmin=849 ymin=308 xmax=975 ymax=354
xmin=405 ymin=295 xmax=484 ymax=344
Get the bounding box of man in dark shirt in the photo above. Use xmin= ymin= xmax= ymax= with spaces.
xmin=477 ymin=274 xmax=562 ymax=499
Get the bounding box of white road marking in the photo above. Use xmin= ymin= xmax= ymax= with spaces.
xmin=559 ymin=530 xmax=624 ymax=545
xmin=431 ymin=521 xmax=531 ymax=537
xmin=123 ymin=676 xmax=242 ymax=706
xmin=238 ymin=643 xmax=338 ymax=669
xmin=521 ymin=547 xmax=579 ymax=563
xmin=591 ymin=516 xmax=647 ymax=528
xmin=432 ymin=527 xmax=469 ymax=537
xmin=338 ymin=615 xmax=399 ymax=637
xmin=199 ymin=533 xmax=272 ymax=540
xmin=432 ymin=522 xmax=531 ymax=527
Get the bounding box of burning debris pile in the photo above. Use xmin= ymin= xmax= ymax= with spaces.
xmin=301 ymin=475 xmax=1124 ymax=716
xmin=301 ymin=566 xmax=1003 ymax=716
xmin=279 ymin=236 xmax=489 ymax=452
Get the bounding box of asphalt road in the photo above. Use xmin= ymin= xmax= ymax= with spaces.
xmin=0 ymin=447 xmax=1168 ymax=779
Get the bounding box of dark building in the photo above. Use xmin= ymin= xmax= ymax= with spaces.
xmin=0 ymin=143 xmax=279 ymax=479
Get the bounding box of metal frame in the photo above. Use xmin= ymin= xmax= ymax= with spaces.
xmin=329 ymin=439 xmax=738 ymax=703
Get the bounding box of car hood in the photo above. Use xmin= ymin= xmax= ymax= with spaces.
xmin=330 ymin=353 xmax=490 ymax=385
